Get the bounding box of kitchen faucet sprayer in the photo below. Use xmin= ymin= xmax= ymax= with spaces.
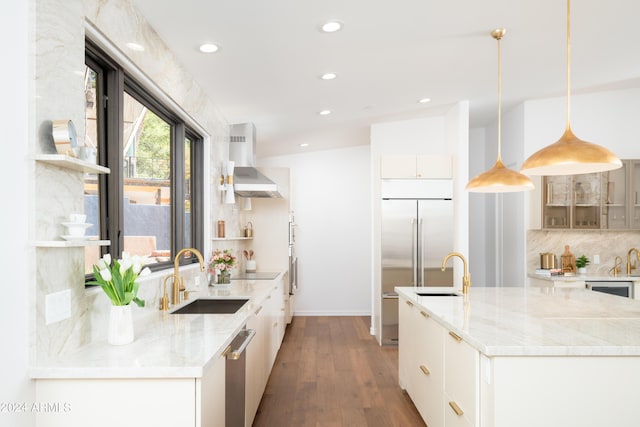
xmin=627 ymin=248 xmax=640 ymax=275
xmin=160 ymin=248 xmax=206 ymax=309
xmin=441 ymin=252 xmax=471 ymax=295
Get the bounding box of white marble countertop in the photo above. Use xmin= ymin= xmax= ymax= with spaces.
xmin=30 ymin=275 xmax=283 ymax=379
xmin=396 ymin=285 xmax=640 ymax=357
xmin=529 ymin=273 xmax=640 ymax=282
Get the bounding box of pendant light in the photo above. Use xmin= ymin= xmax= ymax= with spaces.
xmin=466 ymin=29 xmax=534 ymax=193
xmin=520 ymin=0 xmax=621 ymax=176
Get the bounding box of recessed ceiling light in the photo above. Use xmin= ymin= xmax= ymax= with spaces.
xmin=199 ymin=43 xmax=220 ymax=53
xmin=321 ymin=73 xmax=337 ymax=80
xmin=318 ymin=110 xmax=332 ymax=116
xmin=126 ymin=42 xmax=145 ymax=52
xmin=418 ymin=98 xmax=431 ymax=104
xmin=321 ymin=21 xmax=342 ymax=33
xmin=300 ymin=143 xmax=309 ymax=147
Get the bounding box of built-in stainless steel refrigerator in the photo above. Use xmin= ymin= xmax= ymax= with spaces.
xmin=380 ymin=179 xmax=454 ymax=345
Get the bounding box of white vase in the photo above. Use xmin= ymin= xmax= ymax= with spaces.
xmin=577 ymin=267 xmax=587 ymax=275
xmin=108 ymin=304 xmax=134 ymax=345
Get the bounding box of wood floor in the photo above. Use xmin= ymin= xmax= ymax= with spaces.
xmin=253 ymin=316 xmax=426 ymax=427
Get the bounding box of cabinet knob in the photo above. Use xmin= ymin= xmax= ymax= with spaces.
xmin=448 ymin=401 xmax=464 ymax=416
xmin=419 ymin=365 xmax=430 ymax=376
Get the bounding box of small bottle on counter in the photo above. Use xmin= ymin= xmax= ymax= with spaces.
xmin=217 ymin=220 xmax=225 ymax=238
xmin=561 ymin=245 xmax=576 ymax=275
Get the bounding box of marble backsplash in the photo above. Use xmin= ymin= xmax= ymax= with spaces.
xmin=527 ymin=229 xmax=640 ymax=276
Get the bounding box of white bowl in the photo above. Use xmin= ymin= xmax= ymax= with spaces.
xmin=62 ymin=222 xmax=92 ymax=237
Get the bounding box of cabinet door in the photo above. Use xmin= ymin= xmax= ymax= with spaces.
xmin=381 ymin=155 xmax=417 ymax=179
xmin=572 ymin=173 xmax=601 ymax=229
xmin=631 ymin=160 xmax=640 ymax=229
xmin=414 ymin=309 xmax=444 ymax=427
xmin=542 ymin=176 xmax=570 ymax=228
xmin=245 ymin=306 xmax=266 ymax=427
xmin=444 ymin=330 xmax=479 ymax=427
xmin=416 ymin=155 xmax=452 ymax=179
xmin=198 ymin=354 xmax=225 ymax=427
xmin=398 ymin=296 xmax=417 ymax=392
xmin=601 ymin=162 xmax=628 ymax=229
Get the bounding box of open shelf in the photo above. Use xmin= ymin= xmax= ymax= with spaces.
xmin=211 ymin=237 xmax=253 ymax=241
xmin=35 ymin=154 xmax=110 ymax=174
xmin=34 ymin=239 xmax=110 ymax=248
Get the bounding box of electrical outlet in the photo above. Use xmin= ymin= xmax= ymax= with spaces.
xmin=46 ymin=289 xmax=71 ymax=325
xmin=594 ymin=254 xmax=600 ymax=265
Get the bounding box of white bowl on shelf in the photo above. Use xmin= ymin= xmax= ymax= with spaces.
xmin=62 ymin=222 xmax=92 ymax=237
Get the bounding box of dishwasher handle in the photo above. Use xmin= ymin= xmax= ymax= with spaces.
xmin=224 ymin=329 xmax=256 ymax=360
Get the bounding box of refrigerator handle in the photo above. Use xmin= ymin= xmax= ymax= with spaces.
xmin=411 ymin=218 xmax=417 ymax=287
xmin=418 ymin=218 xmax=424 ymax=286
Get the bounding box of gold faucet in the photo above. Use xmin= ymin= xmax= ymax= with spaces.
xmin=611 ymin=256 xmax=623 ymax=277
xmin=627 ymin=248 xmax=640 ymax=275
xmin=160 ymin=248 xmax=206 ymax=309
xmin=441 ymin=252 xmax=471 ymax=295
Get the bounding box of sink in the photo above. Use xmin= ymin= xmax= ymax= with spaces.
xmin=416 ymin=292 xmax=461 ymax=297
xmin=170 ymin=298 xmax=249 ymax=314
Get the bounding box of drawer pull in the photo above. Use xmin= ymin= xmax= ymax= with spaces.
xmin=448 ymin=331 xmax=462 ymax=342
xmin=405 ymin=300 xmax=414 ymax=307
xmin=420 ymin=310 xmax=429 ymax=318
xmin=419 ymin=365 xmax=430 ymax=376
xmin=255 ymin=306 xmax=263 ymax=315
xmin=448 ymin=401 xmax=464 ymax=416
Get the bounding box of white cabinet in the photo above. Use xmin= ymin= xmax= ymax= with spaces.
xmin=197 ymin=354 xmax=226 ymax=427
xmin=245 ymin=303 xmax=267 ymax=427
xmin=35 ymin=354 xmax=225 ymax=427
xmin=244 ymin=283 xmax=287 ymax=426
xmin=414 ymin=307 xmax=445 ymax=427
xmin=380 ymin=155 xmax=452 ymax=179
xmin=444 ymin=331 xmax=478 ymax=427
xmin=399 ymin=294 xmax=478 ymax=427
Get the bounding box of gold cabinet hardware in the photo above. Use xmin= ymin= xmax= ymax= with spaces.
xmin=448 ymin=401 xmax=464 ymax=416
xmin=420 ymin=310 xmax=429 ymax=318
xmin=419 ymin=365 xmax=430 ymax=375
xmin=448 ymin=331 xmax=462 ymax=342
xmin=255 ymin=306 xmax=263 ymax=315
xmin=405 ymin=300 xmax=414 ymax=307
xmin=221 ymin=344 xmax=232 ymax=358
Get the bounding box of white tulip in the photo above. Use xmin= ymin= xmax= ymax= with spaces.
xmin=99 ymin=268 xmax=112 ymax=282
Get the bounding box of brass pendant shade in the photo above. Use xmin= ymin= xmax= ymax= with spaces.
xmin=520 ymin=0 xmax=621 ymax=176
xmin=466 ymin=29 xmax=534 ymax=193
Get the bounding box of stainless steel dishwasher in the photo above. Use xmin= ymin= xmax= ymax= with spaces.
xmin=224 ymin=328 xmax=255 ymax=427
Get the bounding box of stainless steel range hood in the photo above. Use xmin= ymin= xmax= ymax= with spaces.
xmin=229 ymin=123 xmax=282 ymax=198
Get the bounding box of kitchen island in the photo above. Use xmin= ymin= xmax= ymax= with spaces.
xmin=31 ymin=275 xmax=286 ymax=427
xmin=396 ymin=285 xmax=640 ymax=427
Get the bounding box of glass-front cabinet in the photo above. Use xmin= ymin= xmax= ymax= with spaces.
xmin=543 ymin=160 xmax=638 ymax=230
xmin=602 ymin=164 xmax=627 ymax=229
xmin=632 ymin=160 xmax=640 ymax=229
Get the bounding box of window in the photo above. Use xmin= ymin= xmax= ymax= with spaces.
xmin=84 ymin=40 xmax=204 ymax=277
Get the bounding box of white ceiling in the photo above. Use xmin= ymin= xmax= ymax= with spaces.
xmin=130 ymin=0 xmax=640 ymax=158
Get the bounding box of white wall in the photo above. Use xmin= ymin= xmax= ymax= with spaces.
xmin=1 ymin=0 xmax=35 ymax=425
xmin=260 ymin=145 xmax=372 ymax=315
xmin=523 ymin=88 xmax=640 ymax=160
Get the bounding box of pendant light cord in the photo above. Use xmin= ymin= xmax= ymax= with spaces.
xmin=566 ymin=0 xmax=571 ymax=131
xmin=497 ymin=33 xmax=502 ymax=163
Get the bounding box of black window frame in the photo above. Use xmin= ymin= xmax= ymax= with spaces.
xmin=85 ymin=39 xmax=204 ymax=279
